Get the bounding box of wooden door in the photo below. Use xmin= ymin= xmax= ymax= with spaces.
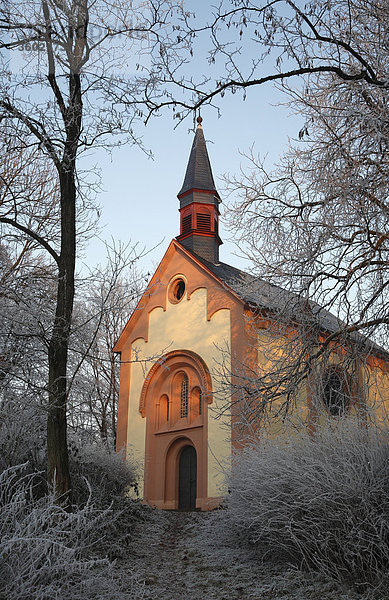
xmin=178 ymin=445 xmax=197 ymax=510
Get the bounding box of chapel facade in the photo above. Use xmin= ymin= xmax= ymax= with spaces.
xmin=114 ymin=118 xmax=389 ymax=510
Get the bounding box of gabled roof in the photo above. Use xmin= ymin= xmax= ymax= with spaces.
xmin=177 ymin=119 xmax=219 ymax=198
xmin=114 ymin=237 xmax=386 ymax=359
xmin=188 ymin=249 xmax=387 ymax=357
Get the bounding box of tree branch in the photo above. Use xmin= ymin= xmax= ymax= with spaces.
xmin=0 ymin=217 xmax=60 ymax=265
xmin=146 ymin=64 xmax=385 ymax=122
xmin=0 ymin=100 xmax=61 ymax=170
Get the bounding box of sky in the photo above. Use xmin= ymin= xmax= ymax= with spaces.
xmin=4 ymin=0 xmax=303 ymax=278
xmin=3 ymin=0 xmax=304 ymax=278
xmin=78 ymin=1 xmax=304 ymax=277
xmin=84 ymin=82 xmax=302 ymax=277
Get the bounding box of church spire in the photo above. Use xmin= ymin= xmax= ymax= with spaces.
xmin=177 ymin=116 xmax=219 ymax=199
xmin=177 ymin=117 xmax=222 ymax=264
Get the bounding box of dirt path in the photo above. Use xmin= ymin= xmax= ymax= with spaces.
xmin=125 ymin=510 xmax=357 ymax=600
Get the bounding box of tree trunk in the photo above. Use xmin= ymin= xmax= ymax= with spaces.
xmin=47 ymin=71 xmax=81 ymax=505
xmin=47 ymin=169 xmax=76 ymax=505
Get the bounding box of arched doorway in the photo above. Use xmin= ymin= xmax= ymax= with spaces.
xmin=178 ymin=445 xmax=197 ymax=510
xmin=140 ymin=350 xmax=212 ymax=509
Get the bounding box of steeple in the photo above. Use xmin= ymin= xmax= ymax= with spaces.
xmin=177 ymin=117 xmax=222 ymax=264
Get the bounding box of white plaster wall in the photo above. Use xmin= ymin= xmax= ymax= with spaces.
xmin=126 ymin=287 xmax=231 ymax=498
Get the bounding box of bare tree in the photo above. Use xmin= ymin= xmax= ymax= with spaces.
xmin=147 ymin=0 xmax=386 ymax=117
xmin=142 ymin=0 xmax=389 ymax=424
xmin=0 ymin=0 xmax=186 ymax=501
xmin=143 ymin=0 xmax=389 ymax=343
xmin=0 ymin=142 xmax=58 ymax=391
xmin=67 ymin=245 xmax=146 ymax=446
xmin=219 ymin=2 xmax=389 ymax=422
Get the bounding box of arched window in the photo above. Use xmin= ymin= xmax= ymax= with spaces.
xmin=159 ymin=394 xmax=169 ymax=427
xmin=140 ymin=350 xmax=212 ymax=427
xmin=322 ymin=368 xmax=350 ymax=416
xmin=191 ymin=386 xmax=203 ymax=420
xmin=180 ymin=375 xmax=189 ymax=418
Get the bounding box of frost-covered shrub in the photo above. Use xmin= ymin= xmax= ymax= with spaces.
xmin=227 ymin=422 xmax=389 ymax=592
xmin=69 ymin=439 xmax=137 ymax=507
xmin=0 ymin=393 xmax=47 ymax=473
xmin=0 ymin=464 xmax=144 ymax=600
xmin=68 ymin=442 xmax=143 ymax=561
xmin=0 ymin=393 xmax=138 ymax=507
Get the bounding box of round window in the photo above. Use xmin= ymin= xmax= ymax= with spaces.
xmin=169 ymin=278 xmax=186 ymax=304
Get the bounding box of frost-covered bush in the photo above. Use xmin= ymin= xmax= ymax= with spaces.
xmin=67 ymin=441 xmax=143 ymax=561
xmin=227 ymin=422 xmax=389 ymax=592
xmin=0 ymin=393 xmax=138 ymax=507
xmin=69 ymin=439 xmax=137 ymax=507
xmin=0 ymin=464 xmax=144 ymax=600
xmin=0 ymin=393 xmax=47 ymax=474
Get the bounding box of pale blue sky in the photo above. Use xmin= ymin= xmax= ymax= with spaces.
xmin=85 ymin=82 xmax=302 ymax=275
xmin=79 ymin=0 xmax=304 ymax=276
xmin=3 ymin=1 xmax=304 ymax=276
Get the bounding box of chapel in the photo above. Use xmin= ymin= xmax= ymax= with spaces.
xmin=114 ymin=117 xmax=389 ymax=510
